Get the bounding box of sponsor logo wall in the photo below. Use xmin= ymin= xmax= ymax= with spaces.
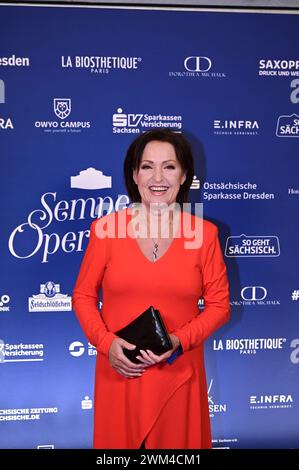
xmin=0 ymin=5 xmax=298 ymax=449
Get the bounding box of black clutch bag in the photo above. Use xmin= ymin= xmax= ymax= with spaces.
xmin=115 ymin=305 xmax=173 ymax=364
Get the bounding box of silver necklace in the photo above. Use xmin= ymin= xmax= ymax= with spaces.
xmin=130 ymin=205 xmax=179 ymax=262
xmin=152 ymin=240 xmax=159 ymax=262
xmin=149 ymin=212 xmax=181 ymax=262
xmin=151 ymin=223 xmax=174 ymax=262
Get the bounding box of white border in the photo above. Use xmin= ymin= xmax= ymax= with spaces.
xmin=0 ymin=2 xmax=298 ymax=14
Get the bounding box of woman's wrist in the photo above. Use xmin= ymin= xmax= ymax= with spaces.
xmin=166 ymin=335 xmax=183 ymax=365
xmin=170 ymin=334 xmax=181 ymax=351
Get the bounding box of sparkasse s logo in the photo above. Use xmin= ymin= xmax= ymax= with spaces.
xmin=112 ymin=107 xmax=182 ymax=134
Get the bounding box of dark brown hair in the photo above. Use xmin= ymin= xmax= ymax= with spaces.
xmin=123 ymin=129 xmax=194 ymax=206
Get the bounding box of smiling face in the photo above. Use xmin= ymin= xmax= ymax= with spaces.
xmin=132 ymin=140 xmax=186 ymax=209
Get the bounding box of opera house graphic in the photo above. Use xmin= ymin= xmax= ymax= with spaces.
xmin=71 ymin=167 xmax=112 ymax=189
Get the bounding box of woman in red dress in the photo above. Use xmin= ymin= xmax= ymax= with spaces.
xmin=72 ymin=129 xmax=230 ymax=449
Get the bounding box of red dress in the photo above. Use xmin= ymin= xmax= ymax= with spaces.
xmin=72 ymin=208 xmax=230 ymax=449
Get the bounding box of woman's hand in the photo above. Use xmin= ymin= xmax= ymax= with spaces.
xmin=135 ymin=334 xmax=181 ymax=367
xmin=108 ymin=337 xmax=146 ymax=378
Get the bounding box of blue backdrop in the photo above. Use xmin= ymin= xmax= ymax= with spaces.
xmin=0 ymin=4 xmax=298 ymax=449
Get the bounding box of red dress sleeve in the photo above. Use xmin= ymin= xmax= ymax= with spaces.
xmin=72 ymin=220 xmax=117 ymax=357
xmin=173 ymin=223 xmax=230 ymax=352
